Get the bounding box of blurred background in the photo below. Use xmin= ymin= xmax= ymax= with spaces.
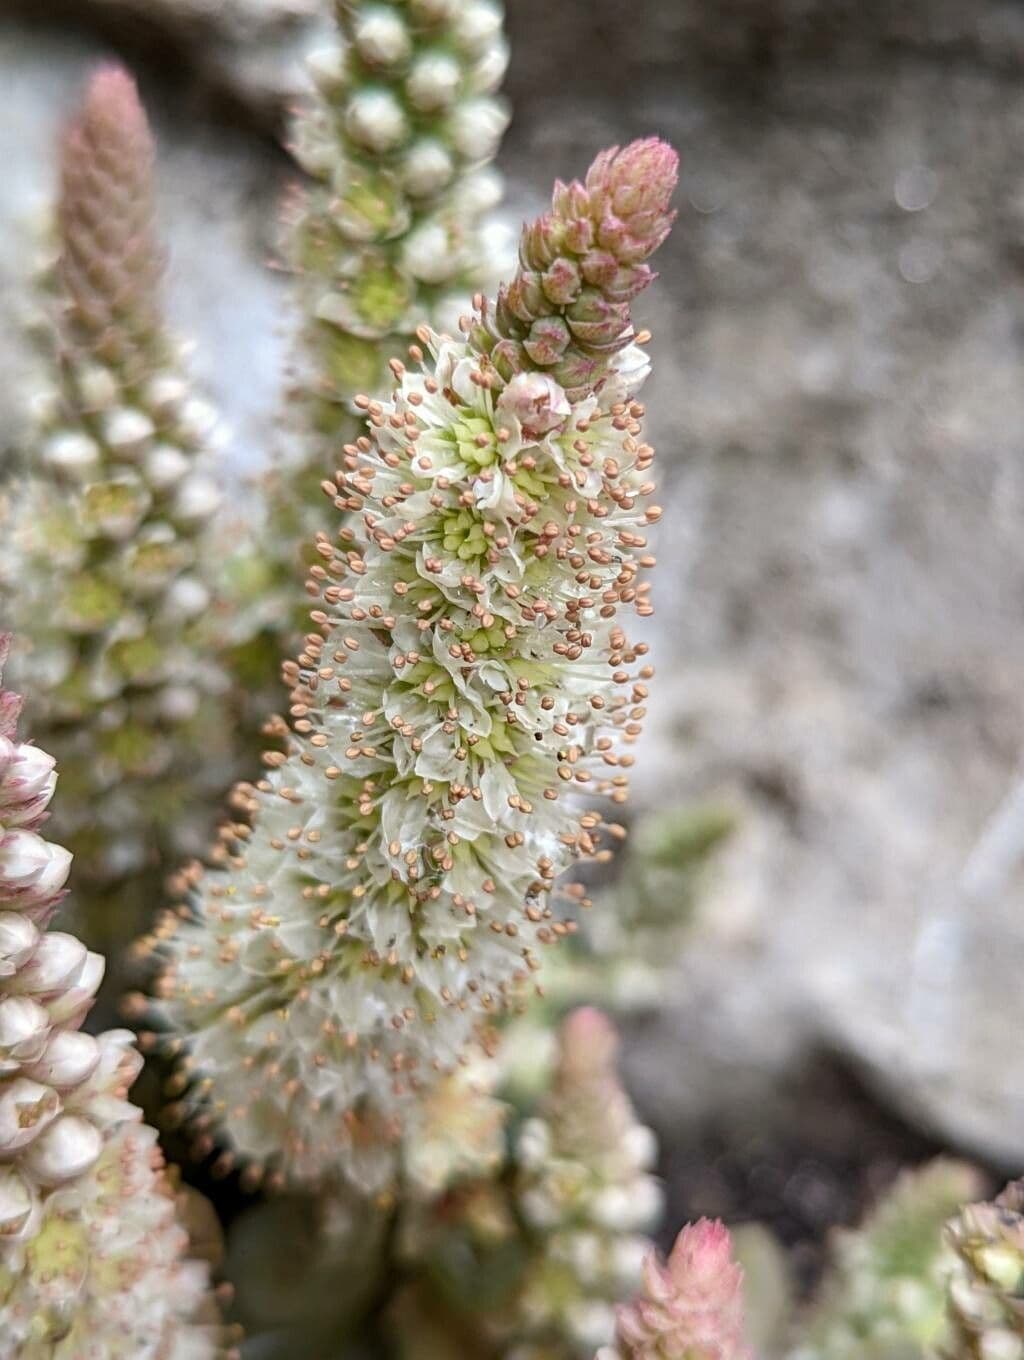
xmin=2 ymin=0 xmax=1024 ymax=1282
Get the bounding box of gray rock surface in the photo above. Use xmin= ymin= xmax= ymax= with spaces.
xmin=2 ymin=1 xmax=1024 ymax=1167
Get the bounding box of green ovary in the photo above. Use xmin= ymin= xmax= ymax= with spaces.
xmin=440 ymin=508 xmax=488 ymax=563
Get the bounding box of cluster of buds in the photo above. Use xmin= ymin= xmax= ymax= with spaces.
xmin=509 ymin=1009 xmax=662 ymax=1354
xmin=230 ymin=0 xmax=512 ymax=678
xmin=389 ymin=1009 xmax=661 ymax=1359
xmin=289 ymin=0 xmax=509 ymax=443
xmin=946 ymin=1179 xmax=1024 ymax=1359
xmin=597 ymin=1220 xmax=750 ymax=1360
xmin=147 ymin=139 xmax=678 ymax=1191
xmin=0 ymin=69 xmax=231 ymax=970
xmin=790 ymin=1159 xmax=985 ymax=1360
xmin=0 ymin=634 xmax=226 ymax=1358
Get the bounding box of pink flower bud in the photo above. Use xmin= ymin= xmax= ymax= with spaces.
xmin=0 ymin=742 xmax=58 ymax=827
xmin=26 ymin=1030 xmax=101 ymax=1089
xmin=0 ymin=913 xmax=40 ymax=976
xmin=0 ymin=996 xmax=50 ymax=1066
xmin=0 ymin=830 xmax=72 ymax=908
xmin=496 ymin=372 xmax=571 ymax=438
xmin=613 ymin=1220 xmax=751 ymax=1360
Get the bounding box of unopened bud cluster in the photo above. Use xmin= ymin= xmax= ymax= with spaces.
xmin=150 ymin=140 xmax=678 ymax=1191
xmin=232 ymin=0 xmax=512 ymax=676
xmin=510 ymin=1008 xmax=661 ymax=1354
xmin=0 ymin=635 xmax=223 ymax=1359
xmin=290 ymin=0 xmax=509 ymax=442
xmin=598 ymin=1219 xmax=751 ymax=1360
xmin=391 ymin=1009 xmax=660 ymax=1358
xmin=0 ymin=70 xmax=230 ymax=958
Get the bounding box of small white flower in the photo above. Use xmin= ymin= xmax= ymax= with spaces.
xmin=144 ymin=442 xmax=190 ymax=489
xmin=164 ymin=576 xmax=210 ymax=620
xmin=345 ymin=89 xmax=408 ymax=154
xmin=22 ymin=1113 xmax=103 ymax=1185
xmin=43 ymin=430 xmax=101 ymax=475
xmin=402 ymin=140 xmax=455 ymax=197
xmin=102 ymin=407 xmax=156 ymax=457
xmin=76 ymin=364 xmax=119 ymax=411
xmin=307 ymin=43 xmax=350 ymax=94
xmin=174 ymin=475 xmax=221 ymax=522
xmin=353 ymin=6 xmax=412 ymax=65
xmin=406 ymin=52 xmax=462 ymax=111
xmin=454 ymin=0 xmax=504 ymax=54
xmin=144 ymin=372 xmax=188 ymax=414
xmin=402 ymin=221 xmax=455 ymax=283
xmin=448 ymin=97 xmax=508 ymax=161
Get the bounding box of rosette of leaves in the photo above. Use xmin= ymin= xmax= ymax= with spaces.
xmin=0 ymin=68 xmax=233 ymax=984
xmin=147 ymin=138 xmax=679 ymax=1192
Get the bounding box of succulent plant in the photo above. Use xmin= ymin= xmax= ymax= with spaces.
xmin=0 ymin=633 xmax=227 ymax=1359
xmin=226 ymin=0 xmax=512 ymax=679
xmin=790 ymin=1159 xmax=985 ymax=1360
xmin=945 ymin=1179 xmax=1024 ymax=1359
xmin=598 ymin=1219 xmax=751 ymax=1360
xmin=0 ymin=68 xmax=232 ymax=983
xmin=146 ymin=137 xmax=678 ymax=1192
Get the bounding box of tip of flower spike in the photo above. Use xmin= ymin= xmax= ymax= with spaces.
xmin=62 ymin=64 xmax=154 ymax=191
xmin=615 ymin=1218 xmax=750 ymax=1360
xmin=82 ymin=64 xmax=147 ymax=128
xmin=667 ymin=1218 xmax=738 ymax=1286
xmin=558 ymin=1006 xmax=619 ymax=1077
xmin=583 ymin=137 xmax=679 ymax=258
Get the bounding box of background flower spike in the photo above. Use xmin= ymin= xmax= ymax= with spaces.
xmin=0 ymin=634 xmax=231 ymax=1359
xmin=0 ymin=67 xmax=235 ymax=1000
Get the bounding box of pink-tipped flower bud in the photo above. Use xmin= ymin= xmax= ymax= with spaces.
xmin=610 ymin=1220 xmax=751 ymax=1360
xmin=58 ymin=67 xmax=163 ymax=354
xmin=496 ymin=371 xmax=571 ymax=438
xmin=0 ymin=742 xmax=58 ymax=828
xmin=0 ymin=830 xmax=72 ymax=911
xmin=472 ymin=138 xmax=678 ymax=401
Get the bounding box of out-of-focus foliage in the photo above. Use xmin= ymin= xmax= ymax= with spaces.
xmin=945 ymin=1178 xmax=1024 ymax=1359
xmin=789 ymin=1160 xmax=985 ymax=1360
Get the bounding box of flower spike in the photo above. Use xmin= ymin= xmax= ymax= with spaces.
xmin=0 ymin=67 xmax=232 ymax=976
xmin=150 ymin=138 xmax=677 ymax=1192
xmin=0 ymin=636 xmax=228 ymax=1358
